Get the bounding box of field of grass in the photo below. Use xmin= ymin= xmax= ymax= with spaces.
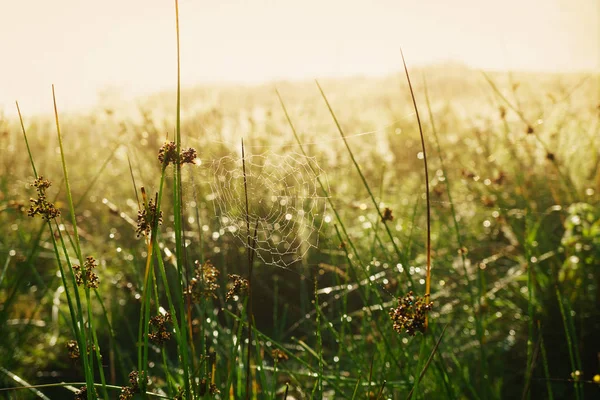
xmin=1 ymin=8 xmax=599 ymax=399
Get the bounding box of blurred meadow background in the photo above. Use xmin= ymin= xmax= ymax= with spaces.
xmin=0 ymin=1 xmax=599 ymax=399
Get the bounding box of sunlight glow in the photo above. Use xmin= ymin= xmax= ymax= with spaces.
xmin=1 ymin=0 xmax=598 ymax=115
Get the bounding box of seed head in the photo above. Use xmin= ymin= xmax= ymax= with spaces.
xmin=389 ymin=291 xmax=433 ymax=336
xmin=158 ymin=141 xmax=178 ymax=166
xmin=119 ymin=371 xmax=140 ymax=400
xmin=180 ymin=147 xmax=197 ymax=165
xmin=271 ymin=348 xmax=289 ymax=362
xmin=66 ymin=340 xmax=80 ymax=359
xmin=492 ymin=171 xmax=506 ymax=185
xmin=209 ymin=383 xmax=220 ymax=395
xmin=185 ymin=260 xmax=220 ymax=301
xmin=499 ymin=106 xmax=506 ymax=119
xmin=226 ymin=274 xmax=249 ymax=301
xmin=74 ymin=386 xmax=97 ymax=400
xmin=136 ymin=192 xmax=162 ymax=237
xmin=148 ymin=312 xmax=173 ymax=345
xmin=72 ymin=256 xmax=99 ymax=288
xmin=28 ymin=176 xmax=60 ymax=221
xmin=382 ymin=207 xmax=394 ymax=222
xmin=158 ymin=141 xmax=197 ymax=166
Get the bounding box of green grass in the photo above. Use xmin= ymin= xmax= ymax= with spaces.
xmin=1 ymin=2 xmax=600 ymax=399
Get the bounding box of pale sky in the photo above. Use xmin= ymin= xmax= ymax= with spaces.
xmin=1 ymin=0 xmax=598 ymax=115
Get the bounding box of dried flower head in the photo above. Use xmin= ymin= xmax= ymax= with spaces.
xmin=28 ymin=176 xmax=61 ymax=221
xmin=226 ymin=274 xmax=249 ymax=301
xmin=119 ymin=371 xmax=140 ymax=400
xmin=209 ymin=383 xmax=220 ymax=395
xmin=389 ymin=291 xmax=433 ymax=336
xmin=34 ymin=177 xmax=51 ymax=191
xmin=180 ymin=147 xmax=197 ymax=165
xmin=72 ymin=256 xmax=99 ymax=288
xmin=481 ymin=195 xmax=495 ymax=207
xmin=136 ymin=191 xmax=163 ymax=237
xmin=492 ymin=171 xmax=506 ymax=185
xmin=173 ymin=387 xmax=185 ymax=400
xmin=72 ymin=264 xmax=83 ymax=286
xmin=66 ymin=340 xmax=96 ymax=360
xmin=74 ymin=386 xmax=97 ymax=400
xmin=382 ymin=207 xmax=394 ymax=222
xmin=158 ymin=141 xmax=178 ymax=166
xmin=128 ymin=370 xmax=140 ymax=389
xmin=73 ymin=386 xmax=87 ymax=400
xmin=119 ymin=386 xmax=136 ymax=400
xmin=67 ymin=340 xmax=80 ymax=359
xmin=461 ymin=170 xmax=475 ymax=180
xmin=185 ymin=260 xmax=220 ymax=301
xmin=158 ymin=141 xmax=197 ymax=166
xmin=499 ymin=106 xmax=506 ymax=119
xmin=271 ymin=348 xmax=289 ymax=362
xmin=148 ymin=312 xmax=172 ymax=345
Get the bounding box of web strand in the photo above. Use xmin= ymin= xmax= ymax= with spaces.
xmin=209 ymin=151 xmax=329 ymax=270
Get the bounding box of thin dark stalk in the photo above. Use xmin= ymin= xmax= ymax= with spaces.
xmin=368 ymin=354 xmax=375 ymax=396
xmin=283 ymin=382 xmax=289 ymax=399
xmin=127 ymin=153 xmax=140 ymax=206
xmin=399 ymin=48 xmax=431 ymax=302
xmin=375 ymin=380 xmax=386 ymax=400
xmin=242 ymin=139 xmax=255 ymax=399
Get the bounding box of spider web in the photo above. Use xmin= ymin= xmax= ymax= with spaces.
xmin=208 ymin=151 xmax=329 ymax=269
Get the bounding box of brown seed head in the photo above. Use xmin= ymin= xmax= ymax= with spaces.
xmin=148 ymin=312 xmax=173 ymax=345
xmin=185 ymin=260 xmax=220 ymax=301
xmin=271 ymin=348 xmax=289 ymax=362
xmin=158 ymin=141 xmax=178 ymax=166
xmin=67 ymin=340 xmax=80 ymax=359
xmin=136 ymin=194 xmax=163 ymax=237
xmin=389 ymin=291 xmax=433 ymax=336
xmin=382 ymin=207 xmax=394 ymax=222
xmin=180 ymin=147 xmax=197 ymax=165
xmin=226 ymin=274 xmax=249 ymax=301
xmin=28 ymin=176 xmax=61 ymax=221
